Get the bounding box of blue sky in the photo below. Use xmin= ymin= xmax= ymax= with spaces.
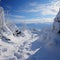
xmin=0 ymin=0 xmax=60 ymax=24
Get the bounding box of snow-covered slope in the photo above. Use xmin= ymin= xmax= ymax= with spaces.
xmin=0 ymin=7 xmax=60 ymax=60
xmin=0 ymin=28 xmax=40 ymax=60
xmin=27 ymin=28 xmax=60 ymax=60
xmin=0 ymin=7 xmax=40 ymax=60
xmin=0 ymin=26 xmax=60 ymax=60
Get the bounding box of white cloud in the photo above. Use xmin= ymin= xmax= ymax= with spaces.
xmin=22 ymin=0 xmax=60 ymax=16
xmin=29 ymin=2 xmax=37 ymax=6
xmin=10 ymin=17 xmax=54 ymax=24
xmin=41 ymin=1 xmax=60 ymax=15
xmin=10 ymin=15 xmax=25 ymax=18
xmin=6 ymin=14 xmax=25 ymax=19
xmin=22 ymin=9 xmax=39 ymax=12
xmin=5 ymin=0 xmax=60 ymax=24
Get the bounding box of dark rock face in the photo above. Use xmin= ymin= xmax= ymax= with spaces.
xmin=58 ymin=30 xmax=60 ymax=33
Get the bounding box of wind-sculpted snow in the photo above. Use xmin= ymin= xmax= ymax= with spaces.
xmin=0 ymin=29 xmax=40 ymax=60
xmin=0 ymin=27 xmax=60 ymax=60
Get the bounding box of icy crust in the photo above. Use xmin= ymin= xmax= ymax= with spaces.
xmin=5 ymin=21 xmax=19 ymax=33
xmin=0 ymin=29 xmax=40 ymax=60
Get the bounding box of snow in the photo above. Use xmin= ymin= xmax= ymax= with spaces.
xmin=0 ymin=28 xmax=40 ymax=60
xmin=53 ymin=9 xmax=60 ymax=33
xmin=0 ymin=7 xmax=60 ymax=60
xmin=1 ymin=25 xmax=60 ymax=60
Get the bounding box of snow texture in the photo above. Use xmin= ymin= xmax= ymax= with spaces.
xmin=0 ymin=7 xmax=60 ymax=60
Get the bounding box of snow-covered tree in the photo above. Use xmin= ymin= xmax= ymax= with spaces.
xmin=53 ymin=8 xmax=60 ymax=33
xmin=0 ymin=7 xmax=5 ymax=38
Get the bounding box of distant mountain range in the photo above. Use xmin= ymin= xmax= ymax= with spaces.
xmin=16 ymin=23 xmax=52 ymax=30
